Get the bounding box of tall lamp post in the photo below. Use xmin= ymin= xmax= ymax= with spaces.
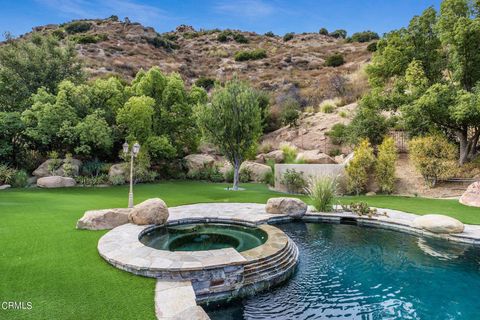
xmin=123 ymin=141 xmax=141 ymax=208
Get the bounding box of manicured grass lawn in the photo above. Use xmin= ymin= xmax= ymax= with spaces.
xmin=0 ymin=181 xmax=479 ymax=319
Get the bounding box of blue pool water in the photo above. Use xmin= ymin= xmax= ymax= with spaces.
xmin=206 ymin=222 xmax=480 ymax=320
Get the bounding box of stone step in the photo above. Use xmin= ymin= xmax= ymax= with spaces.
xmin=243 ymin=248 xmax=298 ymax=285
xmin=243 ymin=241 xmax=295 ymax=277
xmin=243 ymin=239 xmax=293 ymax=271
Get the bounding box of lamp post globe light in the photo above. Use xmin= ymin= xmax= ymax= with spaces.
xmin=123 ymin=141 xmax=141 ymax=208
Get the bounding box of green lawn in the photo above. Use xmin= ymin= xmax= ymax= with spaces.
xmin=0 ymin=181 xmax=479 ymax=319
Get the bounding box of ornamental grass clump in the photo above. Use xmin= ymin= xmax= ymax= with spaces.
xmin=306 ymin=176 xmax=338 ymax=212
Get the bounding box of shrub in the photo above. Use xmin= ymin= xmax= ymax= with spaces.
xmin=81 ymin=159 xmax=109 ymax=178
xmin=346 ymin=139 xmax=375 ymax=195
xmin=109 ymin=174 xmax=125 ymax=185
xmin=12 ymin=170 xmax=28 ymax=188
xmin=225 ymin=168 xmax=234 ymax=183
xmin=64 ymin=21 xmax=92 ymax=34
xmin=280 ymin=143 xmax=298 ymax=163
xmin=342 ymin=202 xmax=386 ymax=217
xmin=319 ymin=28 xmax=329 ymax=35
xmin=339 ymin=111 xmax=348 ymax=118
xmin=258 ymin=142 xmax=273 ymax=154
xmin=0 ymin=164 xmax=16 ymax=185
xmin=349 ymin=31 xmax=380 ymax=43
xmin=62 ymin=153 xmax=76 ymax=177
xmin=76 ymin=174 xmax=109 ymax=187
xmin=47 ymin=151 xmax=62 ymax=175
xmin=324 ymin=54 xmax=345 ymax=67
xmin=217 ymin=30 xmax=232 ymax=42
xmin=233 ymin=33 xmax=249 ymax=43
xmin=306 ymin=176 xmax=337 ymax=212
xmin=409 ymin=134 xmax=458 ymax=187
xmin=195 ymin=77 xmax=216 ymax=91
xmin=146 ymin=35 xmax=178 ymax=51
xmin=367 ymin=42 xmax=378 ymax=52
xmin=234 ymin=49 xmax=267 ymax=61
xmin=51 ymin=29 xmax=65 ymax=39
xmin=283 ymin=32 xmax=294 ymax=42
xmin=326 ymin=123 xmax=349 ymax=145
xmin=280 ymin=99 xmax=300 ymax=127
xmin=281 ymin=169 xmax=307 ymax=194
xmin=265 ymin=31 xmax=275 ymax=37
xmin=329 ymin=29 xmax=347 ymax=39
xmin=375 ymin=137 xmax=397 ymax=194
xmin=71 ymin=34 xmax=107 ymax=44
xmin=239 ymin=167 xmax=252 ymax=183
xmin=321 ymin=103 xmax=335 ymax=113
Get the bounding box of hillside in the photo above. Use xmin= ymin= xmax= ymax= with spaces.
xmin=27 ymin=18 xmax=372 ymax=109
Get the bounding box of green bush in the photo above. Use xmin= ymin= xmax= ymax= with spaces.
xmin=234 ymin=49 xmax=267 ymax=61
xmin=367 ymin=42 xmax=378 ymax=52
xmin=326 ymin=123 xmax=349 ymax=145
xmin=283 ymin=32 xmax=294 ymax=42
xmin=62 ymin=153 xmax=76 ymax=177
xmin=233 ymin=33 xmax=249 ymax=43
xmin=321 ymin=103 xmax=335 ymax=113
xmin=346 ymin=139 xmax=375 ymax=195
xmin=409 ymin=134 xmax=458 ymax=187
xmin=109 ymin=174 xmax=125 ymax=185
xmin=280 ymin=143 xmax=298 ymax=163
xmin=51 ymin=29 xmax=65 ymax=39
xmin=280 ymin=99 xmax=300 ymax=127
xmin=12 ymin=170 xmax=28 ymax=188
xmin=65 ymin=21 xmax=92 ymax=34
xmin=281 ymin=169 xmax=307 ymax=194
xmin=225 ymin=168 xmax=234 ymax=183
xmin=375 ymin=137 xmax=397 ymax=193
xmin=187 ymin=166 xmax=225 ymax=182
xmin=195 ymin=77 xmax=216 ymax=90
xmin=319 ymin=28 xmax=329 ymax=35
xmin=0 ymin=164 xmax=17 ymax=185
xmin=349 ymin=31 xmax=380 ymax=43
xmin=76 ymin=174 xmax=109 ymax=187
xmin=47 ymin=151 xmax=62 ymax=175
xmin=342 ymin=202 xmax=384 ymax=217
xmin=239 ymin=167 xmax=252 ymax=183
xmin=217 ymin=30 xmax=232 ymax=42
xmin=146 ymin=35 xmax=178 ymax=51
xmin=329 ymin=29 xmax=347 ymax=39
xmin=81 ymin=160 xmax=109 ymax=177
xmin=265 ymin=31 xmax=275 ymax=37
xmin=306 ymin=176 xmax=337 ymax=212
xmin=324 ymin=54 xmax=345 ymax=67
xmin=71 ymin=34 xmax=108 ymax=44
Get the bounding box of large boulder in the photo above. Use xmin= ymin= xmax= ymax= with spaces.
xmin=109 ymin=163 xmax=126 ymax=180
xmin=129 ymin=198 xmax=169 ymax=225
xmin=240 ymin=161 xmax=272 ymax=182
xmin=76 ymin=208 xmax=131 ymax=230
xmin=33 ymin=158 xmax=82 ymax=178
xmin=264 ymin=150 xmax=284 ymax=163
xmin=459 ymin=182 xmax=480 ymax=207
xmin=37 ymin=176 xmax=76 ymax=188
xmin=412 ymin=214 xmax=464 ymax=234
xmin=296 ymin=150 xmax=336 ymax=164
xmin=183 ymin=154 xmax=215 ymax=175
xmin=0 ymin=184 xmax=11 ymax=190
xmin=265 ymin=197 xmax=307 ymax=218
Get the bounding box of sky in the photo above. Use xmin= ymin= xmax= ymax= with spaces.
xmin=0 ymin=0 xmax=442 ymax=40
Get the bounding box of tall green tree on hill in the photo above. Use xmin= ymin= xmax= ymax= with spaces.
xmin=195 ymin=79 xmax=262 ymax=190
xmin=0 ymin=34 xmax=83 ymax=112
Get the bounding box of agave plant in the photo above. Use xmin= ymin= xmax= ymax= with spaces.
xmin=305 ymin=176 xmax=338 ymax=212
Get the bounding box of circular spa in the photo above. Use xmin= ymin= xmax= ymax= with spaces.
xmin=140 ymin=223 xmax=268 ymax=252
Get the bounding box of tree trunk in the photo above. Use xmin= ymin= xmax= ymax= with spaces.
xmin=232 ymin=157 xmax=240 ymax=191
xmin=457 ymin=130 xmax=469 ymax=165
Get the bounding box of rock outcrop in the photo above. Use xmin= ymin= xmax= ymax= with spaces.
xmin=265 ymin=197 xmax=307 ymax=218
xmin=184 ymin=154 xmax=215 ymax=175
xmin=129 ymin=198 xmax=169 ymax=225
xmin=76 ymin=208 xmax=131 ymax=230
xmin=296 ymin=150 xmax=336 ymax=164
xmin=240 ymin=161 xmax=272 ymax=182
xmin=412 ymin=214 xmax=464 ymax=234
xmin=33 ymin=158 xmax=82 ymax=178
xmin=108 ymin=163 xmax=126 ymax=181
xmin=37 ymin=176 xmax=76 ymax=188
xmin=459 ymin=182 xmax=480 ymax=207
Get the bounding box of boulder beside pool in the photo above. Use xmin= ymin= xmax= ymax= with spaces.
xmin=76 ymin=208 xmax=131 ymax=230
xmin=265 ymin=197 xmax=307 ymax=218
xmin=129 ymin=198 xmax=169 ymax=225
xmin=459 ymin=182 xmax=480 ymax=207
xmin=412 ymin=214 xmax=464 ymax=234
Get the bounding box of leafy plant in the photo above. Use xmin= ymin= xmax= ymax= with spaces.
xmin=341 ymin=202 xmax=385 ymax=217
xmin=280 ymin=98 xmax=300 ymax=127
xmin=233 ymin=33 xmax=249 ymax=43
xmin=367 ymin=42 xmax=378 ymax=52
xmin=234 ymin=49 xmax=267 ymax=61
xmin=0 ymin=164 xmax=16 ymax=185
xmin=375 ymin=137 xmax=397 ymax=193
xmin=265 ymin=31 xmax=275 ymax=37
xmin=283 ymin=32 xmax=294 ymax=42
xmin=346 ymin=139 xmax=375 ymax=195
xmin=306 ymin=176 xmax=337 ymax=212
xmin=109 ymin=174 xmax=125 ymax=186
xmin=11 ymin=170 xmax=28 ymax=188
xmin=348 ymin=31 xmax=379 ymax=43
xmin=280 ymin=143 xmax=298 ymax=164
xmin=326 ymin=123 xmax=349 ymax=145
xmin=239 ymin=167 xmax=252 ymax=183
xmin=47 ymin=151 xmax=62 ymax=175
xmin=319 ymin=28 xmax=329 ymax=35
xmin=281 ymin=169 xmax=307 ymax=194
xmin=324 ymin=54 xmax=345 ymax=67
xmin=321 ymin=103 xmax=335 ymax=113
xmin=64 ymin=21 xmax=92 ymax=34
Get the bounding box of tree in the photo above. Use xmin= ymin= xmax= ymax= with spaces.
xmin=116 ymin=96 xmax=155 ymax=143
xmin=0 ymin=112 xmax=24 ymax=166
xmin=74 ymin=111 xmax=113 ymax=156
xmin=195 ymin=79 xmax=262 ymax=190
xmin=0 ymin=34 xmax=84 ymax=112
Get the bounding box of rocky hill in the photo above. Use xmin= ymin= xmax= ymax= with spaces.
xmin=27 ymin=18 xmax=372 ymax=108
